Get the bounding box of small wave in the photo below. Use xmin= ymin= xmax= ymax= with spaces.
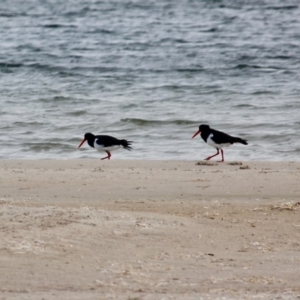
xmin=16 ymin=44 xmax=42 ymax=52
xmin=63 ymin=7 xmax=90 ymax=17
xmin=176 ymin=68 xmax=204 ymax=73
xmin=124 ymin=3 xmax=157 ymax=10
xmin=26 ymin=63 xmax=68 ymax=73
xmin=42 ymin=24 xmax=64 ymax=28
xmin=0 ymin=62 xmax=23 ymax=68
xmin=234 ymin=64 xmax=262 ymax=69
xmin=258 ymin=133 xmax=299 ymax=142
xmin=41 ymin=24 xmax=77 ymax=29
xmin=159 ymin=38 xmax=189 ymax=44
xmin=65 ymin=110 xmax=87 ymax=116
xmin=266 ymin=5 xmax=298 ymax=10
xmin=13 ymin=121 xmax=45 ymax=127
xmin=39 ymin=96 xmax=73 ymax=103
xmin=87 ymin=28 xmax=116 ymax=35
xmin=200 ymin=27 xmax=218 ymax=33
xmin=24 ymin=142 xmax=74 ymax=152
xmin=233 ymin=104 xmax=260 ymax=109
xmin=251 ymin=91 xmax=276 ymax=95
xmin=0 ymin=12 xmax=27 ymax=17
xmin=266 ymin=55 xmax=294 ymax=60
xmin=121 ymin=118 xmax=199 ymax=126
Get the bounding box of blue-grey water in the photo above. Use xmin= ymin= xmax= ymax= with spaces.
xmin=1 ymin=0 xmax=300 ymax=161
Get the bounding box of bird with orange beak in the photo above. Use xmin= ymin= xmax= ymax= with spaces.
xmin=78 ymin=133 xmax=132 ymax=160
xmin=192 ymin=124 xmax=248 ymax=162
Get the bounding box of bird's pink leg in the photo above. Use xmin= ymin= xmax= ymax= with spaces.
xmin=217 ymin=149 xmax=224 ymax=162
xmin=101 ymin=151 xmax=112 ymax=160
xmin=205 ymin=149 xmax=219 ymax=160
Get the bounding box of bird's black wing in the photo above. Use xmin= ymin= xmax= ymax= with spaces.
xmin=210 ymin=128 xmax=236 ymax=144
xmin=94 ymin=135 xmax=121 ymax=147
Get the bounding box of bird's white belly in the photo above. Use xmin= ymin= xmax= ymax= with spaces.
xmin=207 ymin=134 xmax=231 ymax=149
xmin=94 ymin=143 xmax=121 ymax=152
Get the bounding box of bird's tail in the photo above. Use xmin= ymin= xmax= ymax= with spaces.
xmin=232 ymin=137 xmax=248 ymax=145
xmin=120 ymin=139 xmax=133 ymax=150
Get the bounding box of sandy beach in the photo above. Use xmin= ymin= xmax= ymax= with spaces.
xmin=0 ymin=159 xmax=300 ymax=299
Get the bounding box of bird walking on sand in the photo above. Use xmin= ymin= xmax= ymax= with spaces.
xmin=192 ymin=124 xmax=248 ymax=162
xmin=78 ymin=133 xmax=132 ymax=160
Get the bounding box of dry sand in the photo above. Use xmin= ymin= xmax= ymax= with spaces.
xmin=0 ymin=159 xmax=300 ymax=300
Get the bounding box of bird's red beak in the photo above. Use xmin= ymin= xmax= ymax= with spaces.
xmin=78 ymin=138 xmax=86 ymax=148
xmin=192 ymin=130 xmax=200 ymax=139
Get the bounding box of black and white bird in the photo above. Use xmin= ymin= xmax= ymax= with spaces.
xmin=192 ymin=124 xmax=248 ymax=162
xmin=78 ymin=133 xmax=132 ymax=160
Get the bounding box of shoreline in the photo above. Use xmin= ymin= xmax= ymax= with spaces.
xmin=1 ymin=160 xmax=300 ymax=299
xmin=1 ymin=159 xmax=299 ymax=203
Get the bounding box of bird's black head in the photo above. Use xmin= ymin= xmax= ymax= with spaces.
xmin=84 ymin=133 xmax=95 ymax=141
xmin=78 ymin=133 xmax=95 ymax=148
xmin=192 ymin=124 xmax=211 ymax=138
xmin=199 ymin=124 xmax=211 ymax=133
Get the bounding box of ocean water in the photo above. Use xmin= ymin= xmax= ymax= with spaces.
xmin=1 ymin=0 xmax=300 ymax=161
